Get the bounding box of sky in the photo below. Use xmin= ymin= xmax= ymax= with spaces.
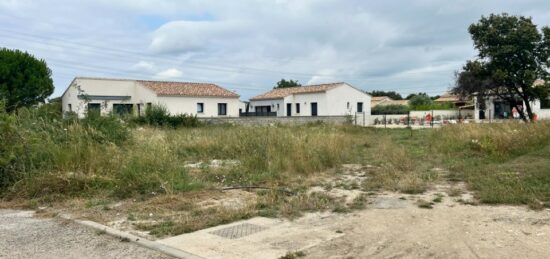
xmin=1 ymin=0 xmax=549 ymax=100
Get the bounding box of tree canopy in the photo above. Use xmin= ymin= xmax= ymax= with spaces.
xmin=0 ymin=48 xmax=54 ymax=112
xmin=405 ymin=92 xmax=430 ymax=100
xmin=453 ymin=13 xmax=550 ymax=121
xmin=274 ymin=79 xmax=301 ymax=89
xmin=369 ymin=90 xmax=403 ymax=100
xmin=408 ymin=93 xmax=433 ymax=108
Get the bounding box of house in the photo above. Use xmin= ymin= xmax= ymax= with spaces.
xmin=371 ymin=96 xmax=409 ymax=108
xmin=249 ymin=82 xmax=371 ymax=117
xmin=61 ymin=77 xmax=240 ymax=118
xmin=435 ymin=92 xmax=470 ymax=107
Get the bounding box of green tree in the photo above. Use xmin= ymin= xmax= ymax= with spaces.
xmin=274 ymin=79 xmax=301 ymax=89
xmin=408 ymin=93 xmax=433 ymax=109
xmin=454 ymin=13 xmax=550 ymax=121
xmin=369 ymin=90 xmax=403 ymax=100
xmin=405 ymin=92 xmax=429 ymax=100
xmin=0 ymin=48 xmax=54 ymax=112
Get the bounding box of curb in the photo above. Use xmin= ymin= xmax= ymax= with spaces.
xmin=60 ymin=215 xmax=203 ymax=259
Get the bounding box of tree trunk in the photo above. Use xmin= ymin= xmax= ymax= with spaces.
xmin=522 ymin=96 xmax=535 ymax=122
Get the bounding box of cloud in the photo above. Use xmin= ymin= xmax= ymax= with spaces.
xmin=131 ymin=61 xmax=155 ymax=73
xmin=2 ymin=0 xmax=549 ymax=98
xmin=155 ymin=68 xmax=183 ymax=79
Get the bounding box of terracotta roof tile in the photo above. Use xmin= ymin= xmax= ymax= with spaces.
xmin=250 ymin=82 xmax=344 ymax=100
xmin=138 ymin=80 xmax=239 ymax=98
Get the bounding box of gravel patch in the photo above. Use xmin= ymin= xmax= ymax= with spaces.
xmin=0 ymin=210 xmax=173 ymax=259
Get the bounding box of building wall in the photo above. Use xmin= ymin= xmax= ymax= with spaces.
xmin=61 ymin=78 xmax=148 ymax=118
xmin=249 ymin=83 xmax=372 ymax=118
xmin=248 ymin=99 xmax=285 ymax=116
xmin=157 ymin=96 xmax=240 ymax=117
xmin=61 ymin=77 xmax=239 ymax=118
xmin=199 ymin=115 xmax=350 ymax=125
xmin=283 ymin=92 xmax=328 ymax=116
xmin=325 ymin=84 xmax=371 ymax=116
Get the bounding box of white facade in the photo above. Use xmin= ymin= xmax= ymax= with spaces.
xmin=473 ymin=96 xmax=550 ymax=121
xmin=61 ymin=77 xmax=240 ymax=118
xmin=249 ymin=83 xmax=371 ymax=117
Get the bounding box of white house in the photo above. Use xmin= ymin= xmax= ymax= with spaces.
xmin=61 ymin=77 xmax=240 ymax=118
xmin=249 ymin=82 xmax=371 ymax=117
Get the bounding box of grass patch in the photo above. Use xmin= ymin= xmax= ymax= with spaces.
xmin=417 ymin=199 xmax=434 ymax=209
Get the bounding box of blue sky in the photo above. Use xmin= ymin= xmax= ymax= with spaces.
xmin=1 ymin=0 xmax=549 ymax=100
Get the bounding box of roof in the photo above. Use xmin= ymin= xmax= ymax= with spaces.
xmin=250 ymin=82 xmax=344 ymax=101
xmin=435 ymin=92 xmax=461 ymax=103
xmin=371 ymin=96 xmax=409 ymax=107
xmin=63 ymin=77 xmax=239 ymax=98
xmin=371 ymin=96 xmax=391 ymax=102
xmin=138 ymin=80 xmax=239 ymax=98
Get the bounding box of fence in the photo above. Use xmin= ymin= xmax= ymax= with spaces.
xmin=239 ymin=111 xmax=277 ymax=117
xmin=369 ymin=109 xmax=475 ymax=128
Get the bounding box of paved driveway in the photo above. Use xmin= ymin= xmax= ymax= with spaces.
xmin=0 ymin=210 xmax=172 ymax=259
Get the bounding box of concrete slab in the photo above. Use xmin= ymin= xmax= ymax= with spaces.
xmin=158 ymin=217 xmax=343 ymax=259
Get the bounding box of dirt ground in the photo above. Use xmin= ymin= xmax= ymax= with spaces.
xmin=301 ymin=192 xmax=550 ymax=259
xmin=4 ymin=163 xmax=550 ymax=258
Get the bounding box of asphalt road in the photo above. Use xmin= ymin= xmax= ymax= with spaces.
xmin=0 ymin=210 xmax=172 ymax=259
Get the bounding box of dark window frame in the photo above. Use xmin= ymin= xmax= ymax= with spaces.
xmin=197 ymin=103 xmax=204 ymax=113
xmin=296 ymin=103 xmax=300 ymax=114
xmin=218 ymin=103 xmax=227 ymax=116
xmin=357 ymin=102 xmax=364 ymax=113
xmin=87 ymin=103 xmax=101 ymax=115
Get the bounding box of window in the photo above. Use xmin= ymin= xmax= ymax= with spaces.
xmin=218 ymin=103 xmax=227 ymax=115
xmin=542 ymin=98 xmax=550 ymax=109
xmin=68 ymin=104 xmax=72 ymax=112
xmin=311 ymin=102 xmax=318 ymax=116
xmin=296 ymin=103 xmax=300 ymax=114
xmin=347 ymin=102 xmax=350 ymax=109
xmin=113 ymin=104 xmax=133 ymax=115
xmin=357 ymin=102 xmax=364 ymax=113
xmin=87 ymin=103 xmax=101 ymax=115
xmin=197 ymin=103 xmax=204 ymax=113
xmin=277 ymin=103 xmax=280 ymax=110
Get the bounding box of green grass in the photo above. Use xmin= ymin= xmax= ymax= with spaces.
xmin=3 ymin=106 xmax=550 ymax=236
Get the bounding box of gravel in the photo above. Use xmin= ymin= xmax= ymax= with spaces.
xmin=0 ymin=210 xmax=173 ymax=259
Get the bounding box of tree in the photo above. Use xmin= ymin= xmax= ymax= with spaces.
xmin=369 ymin=90 xmax=403 ymax=100
xmin=405 ymin=92 xmax=429 ymax=100
xmin=0 ymin=48 xmax=54 ymax=112
xmin=408 ymin=93 xmax=433 ymax=108
xmin=453 ymin=13 xmax=550 ymax=121
xmin=274 ymin=79 xmax=301 ymax=89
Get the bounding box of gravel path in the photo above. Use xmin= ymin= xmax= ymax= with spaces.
xmin=0 ymin=210 xmax=173 ymax=259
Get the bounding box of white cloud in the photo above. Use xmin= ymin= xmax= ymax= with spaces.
xmin=131 ymin=61 xmax=155 ymax=72
xmin=2 ymin=0 xmax=549 ymax=98
xmin=155 ymin=68 xmax=183 ymax=79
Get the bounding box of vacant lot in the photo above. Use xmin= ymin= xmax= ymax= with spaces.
xmin=2 ymin=108 xmax=550 ymax=242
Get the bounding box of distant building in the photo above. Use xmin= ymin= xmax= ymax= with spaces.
xmin=371 ymin=96 xmax=408 ymax=108
xmin=249 ymin=82 xmax=371 ymax=117
xmin=61 ymin=77 xmax=240 ymax=118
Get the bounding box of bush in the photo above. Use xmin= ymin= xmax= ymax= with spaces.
xmin=0 ymin=102 xmax=22 ymax=189
xmin=372 ymin=104 xmax=409 ymax=115
xmin=412 ymin=102 xmax=455 ymax=111
xmin=134 ymin=104 xmax=200 ymax=128
xmin=81 ymin=112 xmax=130 ymax=145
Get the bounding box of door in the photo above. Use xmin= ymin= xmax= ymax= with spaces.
xmin=311 ymin=102 xmax=318 ymax=116
xmin=357 ymin=102 xmax=364 ymax=113
xmin=286 ymin=103 xmax=292 ymax=117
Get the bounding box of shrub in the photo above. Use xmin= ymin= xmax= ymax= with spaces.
xmin=134 ymin=104 xmax=200 ymax=128
xmin=372 ymin=104 xmax=409 ymax=115
xmin=81 ymin=112 xmax=129 ymax=145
